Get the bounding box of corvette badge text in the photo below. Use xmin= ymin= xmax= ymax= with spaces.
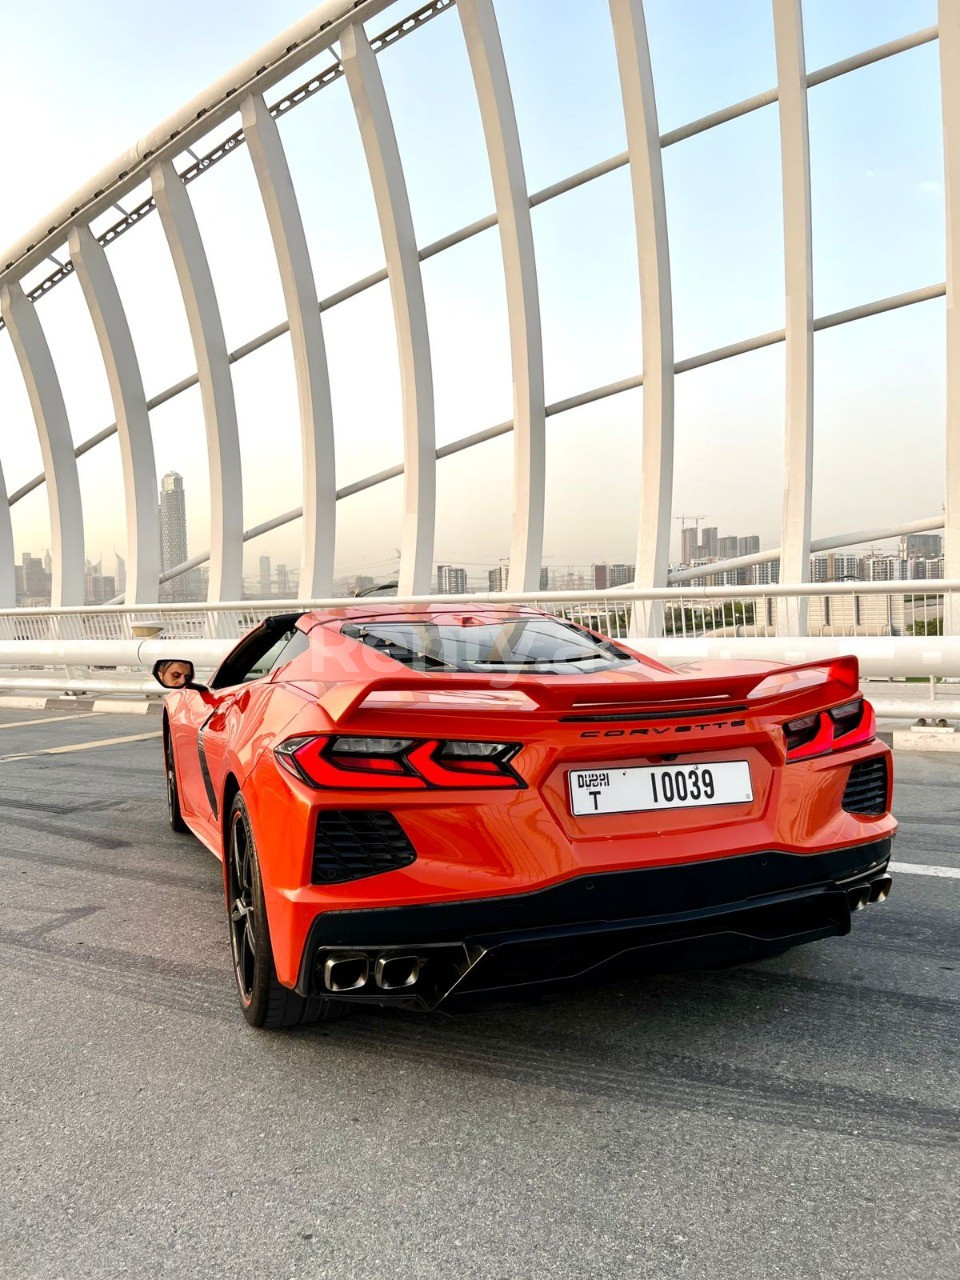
xmin=579 ymin=720 xmax=747 ymax=738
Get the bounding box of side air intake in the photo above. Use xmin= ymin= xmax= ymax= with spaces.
xmin=311 ymin=810 xmax=417 ymax=884
xmin=842 ymin=758 xmax=889 ymax=816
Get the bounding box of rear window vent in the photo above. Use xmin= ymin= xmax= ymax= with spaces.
xmin=312 ymin=810 xmax=417 ymax=884
xmin=842 ymin=758 xmax=889 ymax=816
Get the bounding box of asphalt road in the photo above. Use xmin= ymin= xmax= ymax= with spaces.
xmin=0 ymin=709 xmax=957 ymax=1280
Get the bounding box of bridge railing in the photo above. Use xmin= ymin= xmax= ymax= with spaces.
xmin=1 ymin=585 xmax=960 ymax=718
xmin=0 ymin=580 xmax=952 ymax=643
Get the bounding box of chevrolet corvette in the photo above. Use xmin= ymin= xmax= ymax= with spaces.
xmin=155 ymin=604 xmax=895 ymax=1029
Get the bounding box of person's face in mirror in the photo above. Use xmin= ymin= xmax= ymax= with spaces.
xmin=161 ymin=661 xmax=193 ymax=688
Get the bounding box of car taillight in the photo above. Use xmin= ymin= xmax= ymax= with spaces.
xmin=275 ymin=735 xmax=523 ymax=790
xmin=782 ymin=697 xmax=875 ymax=761
xmin=782 ymin=713 xmax=826 ymax=758
xmin=406 ymin=740 xmax=521 ymax=788
xmin=829 ymin=699 xmax=875 ymax=747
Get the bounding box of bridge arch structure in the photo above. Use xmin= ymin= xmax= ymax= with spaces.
xmin=0 ymin=0 xmax=955 ymax=635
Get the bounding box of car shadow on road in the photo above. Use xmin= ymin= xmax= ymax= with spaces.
xmin=292 ymin=944 xmax=960 ymax=1150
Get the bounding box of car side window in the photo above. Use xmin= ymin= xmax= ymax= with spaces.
xmin=242 ymin=629 xmax=298 ymax=683
xmin=211 ymin=616 xmax=303 ymax=689
xmin=266 ymin=628 xmax=309 ymax=677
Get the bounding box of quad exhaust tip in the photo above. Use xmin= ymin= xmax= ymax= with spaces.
xmin=323 ymin=953 xmax=369 ymax=992
xmin=849 ymin=887 xmax=871 ymax=912
xmin=846 ymin=876 xmax=892 ymax=914
xmin=375 ymin=954 xmax=421 ymax=990
xmin=869 ymin=875 xmax=893 ymax=905
xmin=321 ymin=950 xmax=423 ymax=993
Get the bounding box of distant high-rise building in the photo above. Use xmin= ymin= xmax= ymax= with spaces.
xmin=752 ymin=559 xmax=779 ymax=585
xmin=902 ymin=533 xmax=942 ymax=560
xmin=681 ymin=525 xmax=699 ymax=565
xmin=593 ymin=564 xmax=609 ymax=590
xmin=489 ymin=565 xmax=507 ymax=592
xmin=84 ymin=559 xmax=101 ymax=605
xmin=277 ymin=564 xmax=289 ymax=597
xmin=700 ymin=527 xmax=718 ymax=558
xmin=811 ymin=553 xmax=860 ymax=582
xmin=829 ymin=554 xmax=860 ymax=581
xmin=810 ymin=555 xmax=829 ymax=583
xmin=863 ymin=556 xmax=908 ymax=582
xmin=437 ymin=565 xmax=468 ymax=594
xmin=609 ymin=564 xmax=635 ymax=587
xmin=706 ymin=569 xmax=742 ymax=588
xmin=259 ymin=555 xmax=272 ymax=597
xmin=114 ymin=552 xmax=126 ymax=596
xmin=717 ymin=536 xmax=739 ymax=560
xmin=539 ymin=566 xmax=550 ymax=591
xmin=159 ymin=472 xmax=188 ymax=602
xmin=83 ymin=559 xmax=118 ymax=606
xmin=738 ymin=535 xmax=760 ymax=557
xmin=19 ymin=552 xmax=51 ymax=603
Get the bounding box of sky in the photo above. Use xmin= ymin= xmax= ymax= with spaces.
xmin=0 ymin=0 xmax=944 ymax=587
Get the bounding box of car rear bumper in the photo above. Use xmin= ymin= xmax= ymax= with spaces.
xmin=294 ymin=837 xmax=893 ymax=1008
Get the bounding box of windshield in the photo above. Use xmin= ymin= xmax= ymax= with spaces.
xmin=341 ymin=617 xmax=633 ymax=674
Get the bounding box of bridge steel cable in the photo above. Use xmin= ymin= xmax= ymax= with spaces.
xmin=609 ymin=0 xmax=674 ymax=636
xmin=151 ymin=159 xmax=244 ymax=603
xmin=241 ymin=92 xmax=337 ymax=598
xmin=0 ymin=281 xmax=85 ymax=606
xmin=68 ymin=225 xmax=161 ymax=605
xmin=342 ymin=21 xmax=436 ymax=597
xmin=773 ymin=0 xmax=815 ymax=636
xmin=458 ymin=0 xmax=546 ymax=594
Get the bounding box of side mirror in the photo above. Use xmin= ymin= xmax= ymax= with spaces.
xmin=152 ymin=659 xmax=207 ymax=692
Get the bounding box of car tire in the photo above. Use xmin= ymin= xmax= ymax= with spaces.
xmin=226 ymin=792 xmax=346 ymax=1030
xmin=164 ymin=729 xmax=190 ymax=835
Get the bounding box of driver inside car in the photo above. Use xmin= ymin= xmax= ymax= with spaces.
xmin=155 ymin=660 xmax=193 ymax=689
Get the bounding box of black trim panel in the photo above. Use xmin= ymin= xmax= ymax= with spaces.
xmin=305 ymin=840 xmax=892 ymax=946
xmin=295 ymin=838 xmax=892 ymax=999
xmin=559 ymin=704 xmax=748 ymax=723
xmin=197 ymin=714 xmax=218 ymax=820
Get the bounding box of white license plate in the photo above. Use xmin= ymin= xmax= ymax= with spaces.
xmin=569 ymin=760 xmax=753 ymax=816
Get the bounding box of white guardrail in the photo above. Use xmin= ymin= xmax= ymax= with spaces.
xmin=0 ymin=584 xmax=959 ymax=720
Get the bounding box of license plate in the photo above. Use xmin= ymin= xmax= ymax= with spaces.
xmin=569 ymin=761 xmax=753 ymax=816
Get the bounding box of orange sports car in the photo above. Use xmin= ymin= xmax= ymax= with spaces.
xmin=155 ymin=604 xmax=895 ymax=1029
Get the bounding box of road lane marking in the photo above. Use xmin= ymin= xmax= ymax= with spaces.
xmin=890 ymin=861 xmax=960 ymax=880
xmin=0 ymin=730 xmax=161 ymax=763
xmin=0 ymin=712 xmax=103 ymax=731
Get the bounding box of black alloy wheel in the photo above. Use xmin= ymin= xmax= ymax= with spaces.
xmin=164 ymin=728 xmax=189 ymax=834
xmin=226 ymin=793 xmax=345 ymax=1030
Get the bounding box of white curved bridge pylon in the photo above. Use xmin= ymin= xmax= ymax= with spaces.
xmin=0 ymin=0 xmax=955 ymax=634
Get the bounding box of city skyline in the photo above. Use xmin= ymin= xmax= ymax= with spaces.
xmin=0 ymin=0 xmax=946 ymax=594
xmin=11 ymin=460 xmax=945 ymax=604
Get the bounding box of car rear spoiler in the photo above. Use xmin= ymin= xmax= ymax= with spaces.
xmin=317 ymin=655 xmax=860 ymax=725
